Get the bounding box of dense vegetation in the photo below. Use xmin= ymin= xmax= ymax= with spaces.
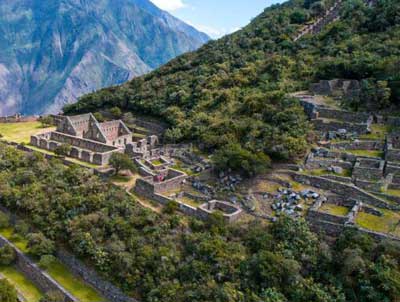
xmin=65 ymin=0 xmax=400 ymax=174
xmin=1 ymin=144 xmax=400 ymax=301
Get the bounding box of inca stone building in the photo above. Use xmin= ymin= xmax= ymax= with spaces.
xmin=31 ymin=114 xmax=132 ymax=165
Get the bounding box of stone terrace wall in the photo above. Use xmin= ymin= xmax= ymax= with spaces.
xmin=312 ymin=119 xmax=368 ymax=134
xmin=57 ymin=249 xmax=136 ymax=302
xmin=330 ymin=140 xmax=383 ymax=151
xmin=308 ymin=209 xmax=348 ymax=225
xmin=0 ymin=236 xmax=77 ymax=302
xmin=317 ymin=107 xmax=370 ymax=124
xmin=290 ymin=173 xmax=396 ymax=209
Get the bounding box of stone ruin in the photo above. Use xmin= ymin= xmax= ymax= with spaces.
xmin=31 ymin=113 xmax=133 ymax=165
xmin=198 ymin=200 xmax=243 ymax=223
xmin=125 ymin=135 xmax=159 ymax=159
xmin=135 ymin=168 xmax=188 ymax=196
xmin=298 ymin=95 xmax=372 ymax=137
xmin=385 ymin=131 xmax=400 ymax=162
xmin=309 ymin=79 xmax=361 ymax=99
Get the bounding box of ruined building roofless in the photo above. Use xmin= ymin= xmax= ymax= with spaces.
xmin=53 ymin=113 xmax=132 ymax=147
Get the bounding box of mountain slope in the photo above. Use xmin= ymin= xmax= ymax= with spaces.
xmin=0 ymin=0 xmax=209 ymax=115
xmin=68 ymin=0 xmax=399 ymax=170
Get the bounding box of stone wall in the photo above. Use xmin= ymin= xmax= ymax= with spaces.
xmin=0 ymin=236 xmax=77 ymax=302
xmin=352 ymin=159 xmax=384 ymax=182
xmin=56 ymin=249 xmax=136 ymax=302
xmin=330 ymin=140 xmax=383 ymax=151
xmin=308 ymin=209 xmax=348 ymax=224
xmin=291 ymin=173 xmax=396 ymax=210
xmin=321 ymin=174 xmax=352 ymax=183
xmin=312 ymin=119 xmax=368 ymax=134
xmin=31 ymin=132 xmax=122 ymax=165
xmin=385 ymin=148 xmax=400 ymax=162
xmin=317 ymin=107 xmax=370 ymax=123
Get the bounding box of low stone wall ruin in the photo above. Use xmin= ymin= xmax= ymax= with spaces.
xmin=290 ymin=173 xmax=396 ymax=210
xmin=317 ymin=107 xmax=370 ymax=124
xmin=312 ymin=119 xmax=368 ymax=134
xmin=0 ymin=236 xmax=77 ymax=302
xmin=330 ymin=140 xmax=383 ymax=151
xmin=56 ymin=249 xmax=136 ymax=302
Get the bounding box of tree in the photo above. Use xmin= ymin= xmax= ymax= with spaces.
xmin=93 ymin=112 xmax=105 ymax=122
xmin=110 ymin=107 xmax=122 ymax=119
xmin=38 ymin=116 xmax=54 ymax=128
xmin=39 ymin=255 xmax=57 ymax=269
xmin=0 ymin=212 xmax=10 ymax=229
xmin=39 ymin=291 xmax=66 ymax=302
xmin=0 ymin=279 xmax=18 ymax=302
xmin=54 ymin=144 xmax=72 ymax=157
xmin=27 ymin=233 xmax=55 ymax=257
xmin=213 ymin=143 xmax=271 ymax=177
xmin=165 ymin=127 xmax=184 ymax=144
xmin=310 ymin=1 xmax=326 ymax=17
xmin=109 ymin=153 xmax=135 ymax=175
xmin=0 ymin=245 xmax=16 ymax=266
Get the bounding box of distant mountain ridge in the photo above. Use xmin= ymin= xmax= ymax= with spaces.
xmin=0 ymin=0 xmax=209 ymax=115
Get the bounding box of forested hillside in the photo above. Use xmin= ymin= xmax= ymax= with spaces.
xmin=66 ymin=0 xmax=400 ymax=174
xmin=1 ymin=144 xmax=400 ymax=301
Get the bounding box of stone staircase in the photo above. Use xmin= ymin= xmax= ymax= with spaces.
xmin=294 ymin=0 xmax=343 ymax=41
xmin=294 ymin=0 xmax=377 ymax=41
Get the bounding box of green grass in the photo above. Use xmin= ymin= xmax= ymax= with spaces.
xmin=171 ymin=162 xmax=195 ymax=176
xmin=356 ymin=209 xmax=400 ymax=236
xmin=0 ymin=122 xmax=54 ymax=144
xmin=45 ymin=260 xmax=103 ymax=302
xmin=151 ymin=159 xmax=163 ymax=166
xmin=0 ymin=266 xmax=43 ymax=302
xmin=386 ymin=189 xmax=400 ymax=197
xmin=360 ymin=124 xmax=389 ymax=140
xmin=319 ymin=204 xmax=350 ymax=216
xmin=177 ymin=196 xmax=201 ymax=208
xmin=345 ymin=149 xmax=384 ymax=158
xmin=109 ymin=175 xmax=132 ymax=183
xmin=307 ymin=168 xmax=352 ymax=177
xmin=0 ymin=227 xmax=104 ymax=302
xmin=0 ymin=228 xmax=29 ymax=253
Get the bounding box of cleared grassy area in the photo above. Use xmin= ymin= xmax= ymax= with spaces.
xmin=386 ymin=189 xmax=400 ymax=197
xmin=46 ymin=260 xmax=103 ymax=302
xmin=307 ymin=168 xmax=352 ymax=178
xmin=360 ymin=124 xmax=389 ymax=140
xmin=177 ymin=196 xmax=201 ymax=208
xmin=0 ymin=227 xmax=104 ymax=301
xmin=319 ymin=204 xmax=349 ymax=216
xmin=0 ymin=122 xmax=54 ymax=144
xmin=171 ymin=161 xmax=196 ymax=176
xmin=0 ymin=266 xmax=43 ymax=302
xmin=151 ymin=159 xmax=163 ymax=166
xmin=345 ymin=149 xmax=384 ymax=158
xmin=0 ymin=122 xmax=100 ymax=169
xmin=356 ymin=209 xmax=400 ymax=237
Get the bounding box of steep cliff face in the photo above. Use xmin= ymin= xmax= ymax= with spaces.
xmin=0 ymin=0 xmax=209 ymax=115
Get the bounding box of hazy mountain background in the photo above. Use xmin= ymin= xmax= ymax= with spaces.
xmin=0 ymin=0 xmax=209 ymax=115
